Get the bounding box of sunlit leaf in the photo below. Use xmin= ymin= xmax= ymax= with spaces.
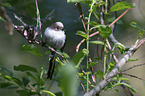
xmin=128 ymin=58 xmax=139 ymax=62
xmin=110 ymin=2 xmax=132 ymax=12
xmin=59 ymin=51 xmax=70 ymax=58
xmin=90 ymin=24 xmax=106 ymax=30
xmin=88 ymin=62 xmax=97 ymax=68
xmin=77 ymin=72 xmax=84 ymax=77
xmin=67 ymin=0 xmax=89 ymax=3
xmin=113 ymin=83 xmax=137 ymax=93
xmin=119 ymin=77 xmax=130 ymax=81
xmin=41 ymin=90 xmax=56 ymax=96
xmin=130 ymin=22 xmax=139 ymax=28
xmin=115 ymin=43 xmax=126 ymax=54
xmin=107 ymin=51 xmax=119 ymax=54
xmin=138 ymin=30 xmax=145 ymax=36
xmin=2 ymin=74 xmax=23 ymax=86
xmin=96 ymin=1 xmax=105 ymax=7
xmin=90 ymin=40 xmax=104 ymax=45
xmin=72 ymin=49 xmax=89 ymax=68
xmin=76 ymin=31 xmax=88 ymax=39
xmin=21 ymin=44 xmax=43 ymax=57
xmin=88 ymin=21 xmax=99 ymax=26
xmin=56 ymin=57 xmax=65 ymax=66
xmin=14 ymin=65 xmax=38 ymax=73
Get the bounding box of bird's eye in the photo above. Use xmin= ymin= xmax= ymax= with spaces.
xmin=55 ymin=27 xmax=60 ymax=30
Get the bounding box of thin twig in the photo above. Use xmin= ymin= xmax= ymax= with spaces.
xmin=76 ymin=75 xmax=86 ymax=92
xmin=0 ymin=7 xmax=14 ymax=35
xmin=35 ymin=0 xmax=41 ymax=31
xmin=14 ymin=14 xmax=27 ymax=26
xmin=42 ymin=9 xmax=54 ymax=23
xmin=75 ymin=3 xmax=87 ymax=32
xmin=121 ymin=72 xmax=145 ymax=81
xmin=122 ymin=63 xmax=145 ymax=72
xmin=89 ymin=58 xmax=96 ymax=83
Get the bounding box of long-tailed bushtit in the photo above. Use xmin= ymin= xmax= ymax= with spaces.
xmin=43 ymin=22 xmax=66 ymax=79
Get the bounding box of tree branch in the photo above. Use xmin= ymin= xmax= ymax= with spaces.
xmin=84 ymin=38 xmax=145 ymax=96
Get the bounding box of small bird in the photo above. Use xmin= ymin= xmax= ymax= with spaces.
xmin=43 ymin=22 xmax=66 ymax=79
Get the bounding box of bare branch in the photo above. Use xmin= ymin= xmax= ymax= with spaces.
xmin=0 ymin=7 xmax=13 ymax=35
xmin=84 ymin=38 xmax=145 ymax=96
xmin=35 ymin=0 xmax=41 ymax=31
xmin=121 ymin=72 xmax=145 ymax=81
xmin=122 ymin=63 xmax=145 ymax=72
xmin=14 ymin=14 xmax=27 ymax=26
xmin=75 ymin=3 xmax=87 ymax=32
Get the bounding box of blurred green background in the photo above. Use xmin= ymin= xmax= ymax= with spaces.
xmin=0 ymin=0 xmax=145 ymax=96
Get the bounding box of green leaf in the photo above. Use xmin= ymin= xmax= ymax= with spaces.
xmin=17 ymin=90 xmax=37 ymax=96
xmin=0 ymin=2 xmax=11 ymax=7
xmin=96 ymin=70 xmax=103 ymax=81
xmin=109 ymin=61 xmax=115 ymax=71
xmin=21 ymin=44 xmax=43 ymax=57
xmin=72 ymin=49 xmax=89 ymax=68
xmin=14 ymin=65 xmax=38 ymax=73
xmin=110 ymin=2 xmax=132 ymax=12
xmin=88 ymin=62 xmax=97 ymax=68
xmin=115 ymin=43 xmax=126 ymax=54
xmin=26 ymin=72 xmax=37 ymax=81
xmin=96 ymin=1 xmax=105 ymax=7
xmin=55 ymin=92 xmax=63 ymax=96
xmin=130 ymin=22 xmax=139 ymax=28
xmin=107 ymin=51 xmax=119 ymax=55
xmin=56 ymin=57 xmax=65 ymax=66
xmin=99 ymin=26 xmax=112 ymax=39
xmin=67 ymin=0 xmax=89 ymax=3
xmin=17 ymin=90 xmax=29 ymax=96
xmin=59 ymin=51 xmax=70 ymax=58
xmin=90 ymin=24 xmax=106 ymax=30
xmin=113 ymin=83 xmax=137 ymax=93
xmin=88 ymin=21 xmax=99 ymax=26
xmin=138 ymin=30 xmax=145 ymax=36
xmin=0 ymin=82 xmax=14 ymax=88
xmin=57 ymin=62 xmax=78 ymax=96
xmin=90 ymin=40 xmax=104 ymax=45
xmin=114 ymin=89 xmax=119 ymax=92
xmin=22 ymin=76 xmax=30 ymax=86
xmin=0 ymin=67 xmax=13 ymax=76
xmin=76 ymin=31 xmax=88 ymax=38
xmin=128 ymin=58 xmax=139 ymax=62
xmin=2 ymin=74 xmax=23 ymax=86
xmin=77 ymin=72 xmax=84 ymax=77
xmin=41 ymin=90 xmax=56 ymax=96
xmin=119 ymin=77 xmax=130 ymax=81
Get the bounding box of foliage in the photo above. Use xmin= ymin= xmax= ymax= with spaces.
xmin=0 ymin=0 xmax=145 ymax=96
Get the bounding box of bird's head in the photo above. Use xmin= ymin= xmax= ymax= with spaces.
xmin=50 ymin=22 xmax=64 ymax=31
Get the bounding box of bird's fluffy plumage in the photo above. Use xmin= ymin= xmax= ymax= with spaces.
xmin=44 ymin=26 xmax=66 ymax=50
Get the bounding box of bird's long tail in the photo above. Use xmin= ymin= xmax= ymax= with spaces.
xmin=47 ymin=51 xmax=55 ymax=79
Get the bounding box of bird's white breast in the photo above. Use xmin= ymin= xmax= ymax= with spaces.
xmin=44 ymin=27 xmax=66 ymax=49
